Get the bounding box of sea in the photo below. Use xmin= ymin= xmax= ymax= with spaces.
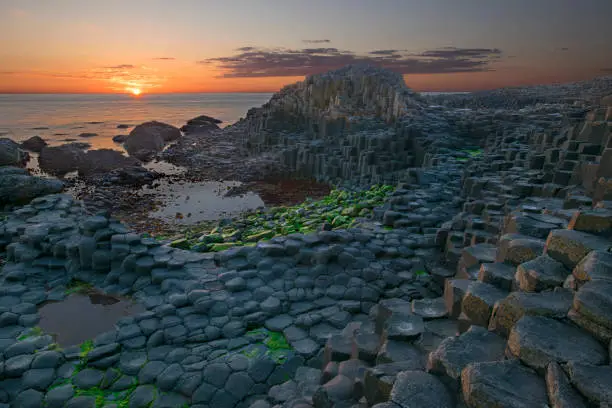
xmin=0 ymin=93 xmax=273 ymax=151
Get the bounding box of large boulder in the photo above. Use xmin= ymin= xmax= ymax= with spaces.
xmin=124 ymin=121 xmax=181 ymax=161
xmin=20 ymin=136 xmax=48 ymax=153
xmin=78 ymin=149 xmax=140 ymax=177
xmin=0 ymin=167 xmax=64 ymax=205
xmin=0 ymin=138 xmax=29 ymax=167
xmin=180 ymin=115 xmax=222 ymax=133
xmin=38 ymin=143 xmax=86 ymax=176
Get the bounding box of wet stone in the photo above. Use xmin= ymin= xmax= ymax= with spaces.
xmin=383 ymin=314 xmax=424 ymax=341
xmin=545 ymin=229 xmax=610 ymax=269
xmin=14 ymin=389 xmax=44 ymax=408
xmin=45 ymin=384 xmax=75 ymax=408
xmin=462 ymin=282 xmax=507 ymax=327
xmin=508 ymin=315 xmax=607 ymax=373
xmin=546 ymin=361 xmax=587 ymax=408
xmin=488 ymin=289 xmax=573 ymax=337
xmin=516 ymin=255 xmax=569 ymax=292
xmin=566 ymin=362 xmax=612 ymax=406
xmin=129 ymin=385 xmax=157 ymax=408
xmin=156 ymin=363 xmax=183 ymax=391
xmin=22 ymin=368 xmax=55 ymax=390
xmin=461 ymin=360 xmax=548 ymax=408
xmin=74 ymin=368 xmax=105 ymax=389
xmin=478 ymin=262 xmax=516 ymax=291
xmin=411 ymin=297 xmax=447 ymax=320
xmin=390 ymin=371 xmax=454 ymax=408
xmin=138 ymin=361 xmax=167 ymax=384
xmin=203 ymin=363 xmax=231 ymax=387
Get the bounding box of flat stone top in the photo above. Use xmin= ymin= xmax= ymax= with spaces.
xmin=509 ymin=315 xmax=607 ymax=367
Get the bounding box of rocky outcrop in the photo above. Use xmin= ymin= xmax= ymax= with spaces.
xmin=225 ymin=65 xmax=431 ymax=185
xmin=124 ymin=121 xmax=181 ymax=161
xmin=0 ymin=138 xmax=28 ymax=167
xmin=0 ymin=167 xmax=64 ymax=205
xmin=78 ymin=149 xmax=141 ymax=177
xmin=180 ymin=115 xmax=222 ymax=133
xmin=38 ymin=143 xmax=86 ymax=176
xmin=20 ymin=136 xmax=47 ymax=153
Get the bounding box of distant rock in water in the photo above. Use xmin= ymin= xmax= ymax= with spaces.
xmin=124 ymin=121 xmax=181 ymax=161
xmin=113 ymin=135 xmax=128 ymax=143
xmin=0 ymin=166 xmax=64 ymax=205
xmin=0 ymin=138 xmax=29 ymax=167
xmin=78 ymin=132 xmax=98 ymax=138
xmin=180 ymin=115 xmax=222 ymax=133
xmin=117 ymin=124 xmax=131 ymax=129
xmin=39 ymin=143 xmax=87 ymax=176
xmin=20 ymin=136 xmax=48 ymax=153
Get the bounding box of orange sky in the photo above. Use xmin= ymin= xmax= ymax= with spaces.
xmin=1 ymin=1 xmax=611 ymax=94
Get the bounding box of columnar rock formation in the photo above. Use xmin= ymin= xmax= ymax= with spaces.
xmin=229 ymin=65 xmax=431 ymax=185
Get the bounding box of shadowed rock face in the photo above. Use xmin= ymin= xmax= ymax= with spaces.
xmin=0 ymin=167 xmax=64 ymax=205
xmin=0 ymin=138 xmax=29 ymax=167
xmin=124 ymin=121 xmax=182 ymax=161
xmin=181 ymin=115 xmax=222 ymax=133
xmin=20 ymin=136 xmax=48 ymax=153
xmin=39 ymin=143 xmax=86 ymax=176
xmin=79 ymin=149 xmax=140 ymax=177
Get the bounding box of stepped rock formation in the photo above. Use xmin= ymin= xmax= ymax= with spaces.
xmin=230 ymin=65 xmax=431 ymax=185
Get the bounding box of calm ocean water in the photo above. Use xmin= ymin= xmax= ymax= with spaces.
xmin=0 ymin=93 xmax=273 ymax=151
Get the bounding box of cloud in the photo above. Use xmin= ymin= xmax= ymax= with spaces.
xmin=303 ymin=39 xmax=331 ymax=44
xmin=152 ymin=57 xmax=175 ymax=60
xmin=369 ymin=50 xmax=402 ymax=55
xmin=419 ymin=47 xmax=502 ymax=59
xmin=104 ymin=64 xmax=135 ymax=69
xmin=199 ymin=46 xmax=503 ymax=78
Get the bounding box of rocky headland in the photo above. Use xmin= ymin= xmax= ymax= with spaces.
xmin=0 ymin=65 xmax=611 ymax=408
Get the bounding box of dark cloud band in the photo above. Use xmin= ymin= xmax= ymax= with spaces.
xmin=199 ymin=46 xmax=503 ymax=78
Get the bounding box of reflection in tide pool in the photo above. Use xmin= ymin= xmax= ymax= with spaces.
xmin=142 ymin=179 xmax=265 ymax=224
xmin=38 ymin=293 xmax=145 ymax=347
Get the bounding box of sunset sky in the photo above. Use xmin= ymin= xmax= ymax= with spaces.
xmin=1 ymin=0 xmax=611 ymax=94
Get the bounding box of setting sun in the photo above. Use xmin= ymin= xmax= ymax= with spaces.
xmin=127 ymin=87 xmax=141 ymax=96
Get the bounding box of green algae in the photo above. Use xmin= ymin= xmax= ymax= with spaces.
xmin=243 ymin=328 xmax=293 ymax=364
xmin=172 ymin=184 xmax=394 ymax=253
xmin=17 ymin=326 xmax=43 ymax=341
xmin=80 ymin=339 xmax=94 ymax=358
xmin=65 ymin=278 xmax=94 ymax=295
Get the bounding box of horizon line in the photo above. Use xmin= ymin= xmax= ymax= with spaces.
xmin=0 ymin=89 xmax=473 ymax=95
